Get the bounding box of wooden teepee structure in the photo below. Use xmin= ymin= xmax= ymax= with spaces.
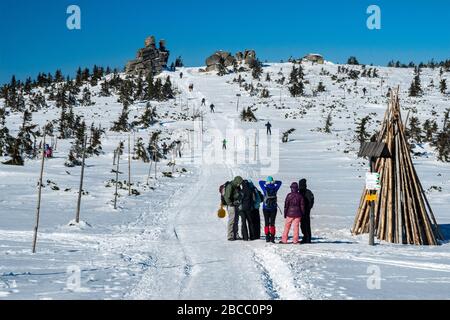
xmin=352 ymin=88 xmax=443 ymax=245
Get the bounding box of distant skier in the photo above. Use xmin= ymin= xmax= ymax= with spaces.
xmin=363 ymin=87 xmax=367 ymax=96
xmin=223 ymin=176 xmax=244 ymax=241
xmin=210 ymin=104 xmax=215 ymax=113
xmin=201 ymin=98 xmax=206 ymax=106
xmin=259 ymin=177 xmax=282 ymax=243
xmin=222 ymin=139 xmax=227 ymax=150
xmin=299 ymin=179 xmax=315 ymax=244
xmin=179 ymin=72 xmax=183 ymax=79
xmin=280 ymin=182 xmax=305 ymax=244
xmin=265 ymin=122 xmax=272 ymax=135
xmin=189 ymin=84 xmax=194 ymax=92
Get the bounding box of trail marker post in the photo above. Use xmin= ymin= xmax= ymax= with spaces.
xmin=358 ymin=141 xmax=391 ymax=246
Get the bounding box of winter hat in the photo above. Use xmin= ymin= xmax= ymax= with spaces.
xmin=299 ymin=179 xmax=307 ymax=190
xmin=290 ymin=182 xmax=299 ymax=192
xmin=266 ymin=176 xmax=274 ymax=184
xmin=233 ymin=176 xmax=243 ymax=186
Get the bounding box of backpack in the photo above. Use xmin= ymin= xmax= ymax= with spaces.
xmin=253 ymin=188 xmax=264 ymax=209
xmin=263 ymin=187 xmax=277 ymax=210
xmin=219 ymin=181 xmax=230 ymax=206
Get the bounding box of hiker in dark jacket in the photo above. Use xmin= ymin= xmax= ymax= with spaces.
xmin=265 ymin=122 xmax=272 ymax=135
xmin=224 ymin=176 xmax=244 ymax=241
xmin=239 ymin=180 xmax=255 ymax=241
xmin=259 ymin=177 xmax=282 ymax=243
xmin=280 ymin=182 xmax=305 ymax=244
xmin=249 ymin=181 xmax=263 ymax=240
xmin=299 ymin=179 xmax=314 ymax=244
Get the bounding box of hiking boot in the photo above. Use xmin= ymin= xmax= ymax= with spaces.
xmin=270 ymin=234 xmax=276 ymax=243
xmin=265 ymin=235 xmax=271 ymax=243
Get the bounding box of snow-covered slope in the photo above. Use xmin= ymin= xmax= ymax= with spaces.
xmin=0 ymin=62 xmax=449 ymax=299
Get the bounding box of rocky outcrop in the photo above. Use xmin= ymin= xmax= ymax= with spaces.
xmin=236 ymin=50 xmax=257 ymax=66
xmin=126 ymin=36 xmax=170 ymax=76
xmin=203 ymin=49 xmax=257 ymax=72
xmin=302 ymin=53 xmax=324 ymax=64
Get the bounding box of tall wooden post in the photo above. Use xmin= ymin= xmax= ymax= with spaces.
xmin=133 ymin=131 xmax=136 ymax=157
xmin=146 ymin=158 xmax=153 ymax=185
xmin=236 ymin=94 xmax=240 ymax=112
xmin=201 ymin=113 xmax=204 ymax=134
xmin=75 ymin=135 xmax=87 ymax=224
xmin=369 ymin=157 xmax=375 ymax=246
xmin=32 ymin=135 xmax=46 ymax=253
xmin=128 ymin=134 xmax=132 ymax=196
xmin=114 ymin=145 xmax=120 ymax=209
xmin=154 ymin=147 xmax=158 ymax=180
xmin=254 ymin=131 xmax=257 ymax=162
xmin=280 ymin=88 xmax=282 ymax=106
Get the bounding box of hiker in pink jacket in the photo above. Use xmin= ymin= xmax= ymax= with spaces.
xmin=280 ymin=182 xmax=305 ymax=244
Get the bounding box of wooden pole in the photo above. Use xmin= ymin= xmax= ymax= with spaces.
xmin=32 ymin=135 xmax=46 ymax=253
xmin=154 ymin=146 xmax=157 ymax=180
xmin=75 ymin=135 xmax=87 ymax=223
xmin=133 ymin=131 xmax=136 ymax=157
xmin=369 ymin=157 xmax=375 ymax=246
xmin=146 ymin=159 xmax=153 ymax=185
xmin=128 ymin=134 xmax=131 ymax=196
xmin=254 ymin=131 xmax=257 ymax=162
xmin=114 ymin=145 xmax=120 ymax=209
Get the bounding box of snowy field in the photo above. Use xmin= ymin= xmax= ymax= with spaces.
xmin=0 ymin=61 xmax=449 ymax=299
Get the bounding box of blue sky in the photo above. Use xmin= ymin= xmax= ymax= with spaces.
xmin=1 ymin=0 xmax=450 ymax=84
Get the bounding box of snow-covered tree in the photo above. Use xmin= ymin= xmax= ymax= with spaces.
xmin=147 ymin=131 xmax=163 ymax=162
xmin=80 ymin=87 xmax=94 ymax=106
xmin=323 ymin=112 xmax=333 ymax=133
xmin=0 ymin=107 xmax=12 ymax=156
xmin=440 ymin=79 xmax=447 ymax=94
xmin=111 ymin=104 xmax=130 ymax=132
xmin=407 ymin=116 xmax=423 ymax=143
xmin=317 ymin=81 xmax=326 ymax=93
xmin=409 ymin=68 xmax=423 ymax=97
xmin=423 ymin=119 xmax=438 ymax=142
xmin=355 ymin=116 xmax=371 ymax=144
xmin=86 ymin=123 xmax=103 ymax=156
xmin=347 ymin=56 xmax=360 ymax=65
xmin=133 ymin=137 xmax=149 ymax=162
xmin=136 ymin=102 xmax=158 ymax=128
xmin=162 ymin=76 xmax=174 ymax=99
xmin=250 ymin=59 xmax=263 ymax=80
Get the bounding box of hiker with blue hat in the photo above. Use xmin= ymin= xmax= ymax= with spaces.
xmin=259 ymin=176 xmax=282 ymax=243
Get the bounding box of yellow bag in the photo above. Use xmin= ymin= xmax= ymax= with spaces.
xmin=217 ymin=206 xmax=227 ymax=219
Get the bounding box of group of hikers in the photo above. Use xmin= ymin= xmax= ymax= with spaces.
xmin=220 ymin=176 xmax=314 ymax=244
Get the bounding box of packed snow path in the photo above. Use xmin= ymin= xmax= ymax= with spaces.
xmin=128 ymin=70 xmax=304 ymax=299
